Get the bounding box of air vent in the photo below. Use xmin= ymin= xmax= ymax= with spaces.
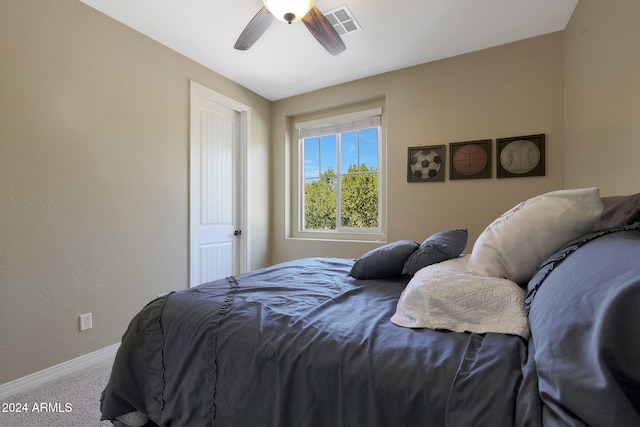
xmin=323 ymin=5 xmax=361 ymax=36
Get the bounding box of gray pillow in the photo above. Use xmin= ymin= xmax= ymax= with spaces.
xmin=349 ymin=240 xmax=419 ymax=279
xmin=402 ymin=229 xmax=468 ymax=275
xmin=596 ymin=193 xmax=640 ymax=229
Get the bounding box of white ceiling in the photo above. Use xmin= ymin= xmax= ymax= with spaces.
xmin=79 ymin=0 xmax=578 ymax=101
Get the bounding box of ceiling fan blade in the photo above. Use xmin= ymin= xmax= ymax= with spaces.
xmin=302 ymin=6 xmax=346 ymax=56
xmin=234 ymin=6 xmax=275 ymax=50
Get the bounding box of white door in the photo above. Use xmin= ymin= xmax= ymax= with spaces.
xmin=190 ymin=82 xmax=248 ymax=287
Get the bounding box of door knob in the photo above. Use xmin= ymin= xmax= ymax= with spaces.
xmin=234 ymin=230 xmax=242 ymax=236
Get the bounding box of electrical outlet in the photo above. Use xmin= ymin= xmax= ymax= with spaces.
xmin=79 ymin=313 xmax=92 ymax=331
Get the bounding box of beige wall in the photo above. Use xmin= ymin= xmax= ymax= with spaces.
xmin=3 ymin=0 xmax=639 ymax=385
xmin=564 ymin=0 xmax=640 ymax=194
xmin=0 ymin=1 xmax=270 ymax=383
xmin=272 ymin=33 xmax=566 ymax=263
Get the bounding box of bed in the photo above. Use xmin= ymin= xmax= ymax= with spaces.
xmin=100 ymin=188 xmax=640 ymax=426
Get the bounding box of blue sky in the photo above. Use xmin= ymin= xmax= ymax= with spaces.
xmin=304 ymin=127 xmax=378 ymax=179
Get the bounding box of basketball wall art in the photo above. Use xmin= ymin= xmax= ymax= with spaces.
xmin=449 ymin=139 xmax=492 ymax=180
xmin=407 ymin=145 xmax=445 ymax=182
xmin=497 ymin=134 xmax=545 ymax=178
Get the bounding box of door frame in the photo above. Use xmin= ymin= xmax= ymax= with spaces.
xmin=189 ymin=80 xmax=251 ymax=287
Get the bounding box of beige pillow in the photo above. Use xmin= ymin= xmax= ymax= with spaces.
xmin=468 ymin=188 xmax=603 ymax=285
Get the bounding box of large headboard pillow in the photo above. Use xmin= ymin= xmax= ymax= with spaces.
xmin=596 ymin=192 xmax=640 ymax=229
xmin=468 ymin=187 xmax=603 ymax=285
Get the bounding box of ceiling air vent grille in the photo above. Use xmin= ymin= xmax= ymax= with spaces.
xmin=323 ymin=5 xmax=361 ymax=36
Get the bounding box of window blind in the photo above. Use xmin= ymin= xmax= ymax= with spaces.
xmin=295 ymin=108 xmax=381 ymax=139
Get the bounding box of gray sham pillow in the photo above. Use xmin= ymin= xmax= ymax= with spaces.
xmin=349 ymin=240 xmax=419 ymax=279
xmin=402 ymin=229 xmax=468 ymax=275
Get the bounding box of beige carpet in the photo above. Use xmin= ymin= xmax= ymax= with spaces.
xmin=0 ymin=357 xmax=115 ymax=427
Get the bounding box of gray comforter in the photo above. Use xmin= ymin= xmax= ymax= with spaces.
xmin=526 ymin=223 xmax=640 ymax=425
xmin=101 ymin=224 xmax=640 ymax=426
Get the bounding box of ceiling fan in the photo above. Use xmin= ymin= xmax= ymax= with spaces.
xmin=234 ymin=0 xmax=346 ymax=56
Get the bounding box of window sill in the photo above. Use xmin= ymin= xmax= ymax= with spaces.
xmin=288 ymin=231 xmax=386 ymax=243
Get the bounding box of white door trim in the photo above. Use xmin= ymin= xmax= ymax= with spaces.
xmin=189 ymin=81 xmax=251 ymax=287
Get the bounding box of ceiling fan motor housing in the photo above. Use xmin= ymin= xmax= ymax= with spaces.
xmin=263 ymin=0 xmax=314 ymax=23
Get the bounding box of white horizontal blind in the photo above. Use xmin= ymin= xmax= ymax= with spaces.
xmin=296 ymin=108 xmax=381 ymax=139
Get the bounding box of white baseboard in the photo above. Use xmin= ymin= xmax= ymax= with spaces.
xmin=0 ymin=343 xmax=120 ymax=402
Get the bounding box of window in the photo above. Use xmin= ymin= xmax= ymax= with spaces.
xmin=294 ymin=107 xmax=385 ymax=241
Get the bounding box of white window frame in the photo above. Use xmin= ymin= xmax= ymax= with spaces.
xmin=292 ymin=107 xmax=386 ymax=242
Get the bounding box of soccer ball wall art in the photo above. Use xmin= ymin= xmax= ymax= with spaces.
xmin=407 ymin=145 xmax=445 ymax=182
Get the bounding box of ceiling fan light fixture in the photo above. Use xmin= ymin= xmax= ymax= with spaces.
xmin=263 ymin=0 xmax=314 ymax=23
